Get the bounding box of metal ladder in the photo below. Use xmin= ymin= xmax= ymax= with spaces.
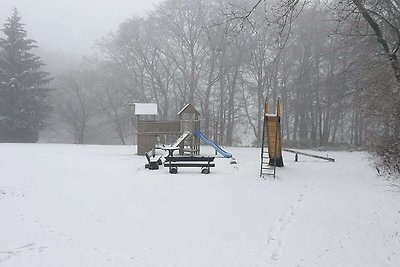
xmin=260 ymin=115 xmax=278 ymax=178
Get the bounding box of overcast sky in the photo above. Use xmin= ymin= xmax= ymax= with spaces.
xmin=1 ymin=0 xmax=162 ymax=55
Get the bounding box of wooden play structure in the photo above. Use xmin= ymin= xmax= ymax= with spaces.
xmin=177 ymin=104 xmax=201 ymax=155
xmin=260 ymin=97 xmax=284 ymax=178
xmin=259 ymin=97 xmax=335 ymax=178
xmin=135 ymin=103 xmax=233 ymax=174
xmin=135 ymin=103 xmax=200 ymax=156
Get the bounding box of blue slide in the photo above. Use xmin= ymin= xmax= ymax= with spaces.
xmin=195 ymin=131 xmax=232 ymax=158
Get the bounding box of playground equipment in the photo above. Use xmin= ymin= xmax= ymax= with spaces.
xmin=135 ymin=103 xmax=232 ymax=173
xmin=260 ymin=97 xmax=284 ymax=178
xmin=283 ymin=148 xmax=335 ymax=162
xmin=177 ymin=104 xmax=201 ymax=155
xmin=136 ymin=103 xmax=232 ymax=158
xmin=259 ymin=97 xmax=335 ymax=178
xmin=135 ymin=103 xmax=200 ymax=156
xmin=144 ymin=151 xmax=163 ymax=170
xmin=195 ymin=131 xmax=232 ymax=158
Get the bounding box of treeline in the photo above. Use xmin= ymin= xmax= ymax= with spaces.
xmin=2 ymin=0 xmax=398 ymax=174
xmin=53 ymin=0 xmax=396 ymax=149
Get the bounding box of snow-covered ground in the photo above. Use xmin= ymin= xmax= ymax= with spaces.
xmin=1 ymin=144 xmax=399 ymax=266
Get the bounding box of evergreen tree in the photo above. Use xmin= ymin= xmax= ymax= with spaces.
xmin=0 ymin=8 xmax=51 ymax=143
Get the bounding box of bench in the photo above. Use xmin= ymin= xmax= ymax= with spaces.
xmin=164 ymin=156 xmax=215 ymax=174
xmin=144 ymin=151 xmax=163 ymax=170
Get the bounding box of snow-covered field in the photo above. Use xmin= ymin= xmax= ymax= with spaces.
xmin=1 ymin=143 xmax=399 ymax=266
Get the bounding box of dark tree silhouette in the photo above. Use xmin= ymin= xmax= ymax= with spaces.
xmin=0 ymin=9 xmax=52 ymax=142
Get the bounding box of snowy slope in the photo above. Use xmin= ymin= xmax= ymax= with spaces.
xmin=0 ymin=144 xmax=399 ymax=266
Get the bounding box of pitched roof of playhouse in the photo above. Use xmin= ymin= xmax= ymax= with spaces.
xmin=178 ymin=103 xmax=200 ymax=115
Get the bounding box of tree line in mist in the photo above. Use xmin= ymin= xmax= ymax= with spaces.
xmin=1 ymin=0 xmax=399 ymax=176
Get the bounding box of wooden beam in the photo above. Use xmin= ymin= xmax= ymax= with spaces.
xmin=283 ymin=148 xmax=335 ymax=162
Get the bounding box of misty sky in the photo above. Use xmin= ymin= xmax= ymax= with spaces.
xmin=1 ymin=0 xmax=162 ymax=55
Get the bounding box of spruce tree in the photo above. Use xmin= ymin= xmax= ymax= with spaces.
xmin=0 ymin=8 xmax=51 ymax=143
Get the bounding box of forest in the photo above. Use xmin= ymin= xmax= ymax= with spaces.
xmin=1 ymin=0 xmax=399 ymax=176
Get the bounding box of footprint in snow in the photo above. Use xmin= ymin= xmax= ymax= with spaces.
xmin=0 ymin=242 xmax=44 ymax=263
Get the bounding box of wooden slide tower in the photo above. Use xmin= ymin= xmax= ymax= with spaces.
xmin=260 ymin=97 xmax=284 ymax=178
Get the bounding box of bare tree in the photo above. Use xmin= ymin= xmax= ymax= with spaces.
xmin=56 ymin=70 xmax=97 ymax=144
xmin=350 ymin=0 xmax=400 ymax=82
xmin=155 ymin=0 xmax=207 ymax=105
xmin=75 ymin=0 xmax=396 ymax=153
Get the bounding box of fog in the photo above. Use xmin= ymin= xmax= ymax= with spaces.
xmin=1 ymin=0 xmax=399 ymax=176
xmin=0 ymin=0 xmax=162 ymax=55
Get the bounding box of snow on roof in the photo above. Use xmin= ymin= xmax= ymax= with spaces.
xmin=134 ymin=103 xmax=158 ymax=115
xmin=178 ymin=103 xmax=200 ymax=115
